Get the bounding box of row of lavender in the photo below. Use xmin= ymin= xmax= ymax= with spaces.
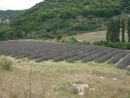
xmin=0 ymin=41 xmax=130 ymax=68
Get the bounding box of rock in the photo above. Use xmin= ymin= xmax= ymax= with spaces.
xmin=100 ymin=76 xmax=104 ymax=79
xmin=90 ymin=87 xmax=95 ymax=91
xmin=52 ymin=85 xmax=55 ymax=88
xmin=112 ymin=77 xmax=117 ymax=81
xmin=79 ymin=92 xmax=85 ymax=96
xmin=71 ymin=83 xmax=89 ymax=96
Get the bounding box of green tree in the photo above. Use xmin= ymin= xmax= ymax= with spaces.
xmin=106 ymin=18 xmax=121 ymax=42
xmin=127 ymin=18 xmax=130 ymax=42
xmin=121 ymin=19 xmax=126 ymax=42
xmin=114 ymin=18 xmax=120 ymax=42
xmin=0 ymin=24 xmax=12 ymax=40
xmin=106 ymin=21 xmax=111 ymax=41
xmin=110 ymin=19 xmax=115 ymax=42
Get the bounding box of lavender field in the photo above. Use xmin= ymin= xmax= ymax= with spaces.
xmin=0 ymin=41 xmax=130 ymax=68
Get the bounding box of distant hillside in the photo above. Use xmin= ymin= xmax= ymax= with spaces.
xmin=10 ymin=0 xmax=130 ymax=39
xmin=0 ymin=10 xmax=23 ymax=24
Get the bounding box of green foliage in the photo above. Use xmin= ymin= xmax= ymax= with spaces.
xmin=80 ymin=41 xmax=91 ymax=45
xmin=0 ymin=56 xmax=13 ymax=71
xmin=106 ymin=16 xmax=130 ymax=42
xmin=127 ymin=18 xmax=130 ymax=42
xmin=124 ymin=6 xmax=130 ymax=14
xmin=56 ymin=35 xmax=62 ymax=42
xmin=0 ymin=10 xmax=24 ymax=40
xmin=0 ymin=10 xmax=23 ymax=19
xmin=0 ymin=24 xmax=14 ymax=40
xmin=63 ymin=37 xmax=79 ymax=44
xmin=121 ymin=19 xmax=126 ymax=42
xmin=0 ymin=0 xmax=129 ymax=40
xmin=73 ymin=23 xmax=98 ymax=31
xmin=106 ymin=18 xmax=120 ymax=42
xmin=11 ymin=0 xmax=130 ymax=39
xmin=64 ymin=39 xmax=130 ymax=49
xmin=93 ymin=41 xmax=130 ymax=49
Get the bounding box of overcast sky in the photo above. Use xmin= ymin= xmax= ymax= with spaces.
xmin=0 ymin=0 xmax=43 ymax=10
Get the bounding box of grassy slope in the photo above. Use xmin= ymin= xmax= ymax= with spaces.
xmin=0 ymin=56 xmax=130 ymax=98
xmin=67 ymin=31 xmax=106 ymax=42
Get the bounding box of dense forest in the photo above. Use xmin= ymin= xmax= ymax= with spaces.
xmin=0 ymin=0 xmax=130 ymax=40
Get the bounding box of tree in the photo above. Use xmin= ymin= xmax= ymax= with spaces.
xmin=121 ymin=19 xmax=126 ymax=42
xmin=114 ymin=18 xmax=120 ymax=42
xmin=127 ymin=18 xmax=130 ymax=42
xmin=106 ymin=20 xmax=112 ymax=41
xmin=0 ymin=24 xmax=12 ymax=40
xmin=109 ymin=19 xmax=116 ymax=42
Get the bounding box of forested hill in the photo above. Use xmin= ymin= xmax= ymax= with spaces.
xmin=0 ymin=10 xmax=23 ymax=23
xmin=10 ymin=0 xmax=130 ymax=38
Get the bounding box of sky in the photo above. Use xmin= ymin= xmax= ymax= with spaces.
xmin=0 ymin=0 xmax=43 ymax=10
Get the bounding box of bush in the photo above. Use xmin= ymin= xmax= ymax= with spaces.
xmin=73 ymin=23 xmax=98 ymax=31
xmin=80 ymin=41 xmax=91 ymax=45
xmin=64 ymin=39 xmax=130 ymax=50
xmin=93 ymin=41 xmax=130 ymax=49
xmin=0 ymin=56 xmax=13 ymax=71
xmin=0 ymin=24 xmax=13 ymax=41
xmin=124 ymin=6 xmax=130 ymax=14
xmin=63 ymin=37 xmax=79 ymax=44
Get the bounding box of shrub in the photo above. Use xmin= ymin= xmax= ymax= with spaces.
xmin=64 ymin=37 xmax=79 ymax=44
xmin=0 ymin=56 xmax=13 ymax=71
xmin=73 ymin=23 xmax=98 ymax=31
xmin=93 ymin=41 xmax=130 ymax=49
xmin=80 ymin=41 xmax=91 ymax=45
xmin=64 ymin=39 xmax=130 ymax=50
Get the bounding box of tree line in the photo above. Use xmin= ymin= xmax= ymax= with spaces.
xmin=106 ymin=17 xmax=130 ymax=42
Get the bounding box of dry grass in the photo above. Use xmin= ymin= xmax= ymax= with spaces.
xmin=0 ymin=57 xmax=130 ymax=98
xmin=70 ymin=31 xmax=106 ymax=42
xmin=69 ymin=30 xmax=129 ymax=42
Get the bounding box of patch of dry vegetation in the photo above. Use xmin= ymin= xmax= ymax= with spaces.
xmin=69 ymin=31 xmax=106 ymax=42
xmin=0 ymin=57 xmax=130 ymax=98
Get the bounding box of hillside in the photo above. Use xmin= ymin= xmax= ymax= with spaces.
xmin=0 ymin=10 xmax=23 ymax=24
xmin=12 ymin=0 xmax=130 ymax=39
xmin=0 ymin=10 xmax=24 ymax=40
